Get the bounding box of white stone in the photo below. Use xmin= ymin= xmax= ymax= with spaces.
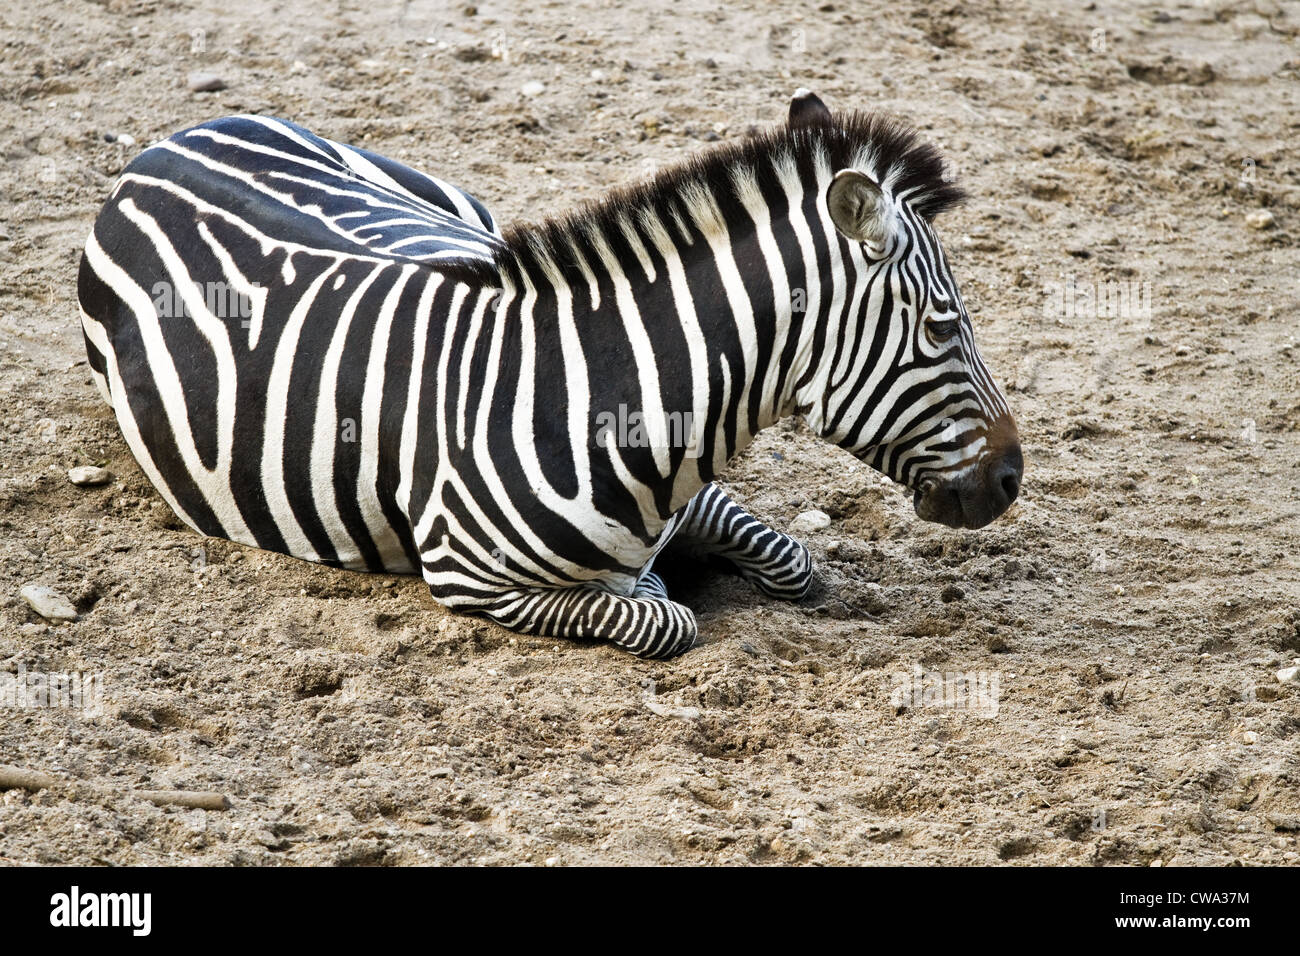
xmin=19 ymin=584 xmax=77 ymax=622
xmin=1276 ymin=666 xmax=1299 ymax=684
xmin=789 ymin=509 xmax=832 ymax=535
xmin=1245 ymin=209 xmax=1275 ymax=230
xmin=67 ymin=465 xmax=112 ymax=487
xmin=520 ymin=80 xmax=545 ymax=97
xmin=187 ymin=71 xmax=227 ymax=93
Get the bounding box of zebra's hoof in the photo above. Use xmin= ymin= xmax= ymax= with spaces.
xmin=630 ymin=627 xmax=697 ymax=660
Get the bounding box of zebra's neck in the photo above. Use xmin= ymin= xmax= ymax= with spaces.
xmin=490 ymin=158 xmax=843 ymax=520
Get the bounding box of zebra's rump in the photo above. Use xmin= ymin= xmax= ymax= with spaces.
xmin=109 ymin=114 xmax=503 ymax=264
xmin=77 ymin=116 xmax=507 ymax=574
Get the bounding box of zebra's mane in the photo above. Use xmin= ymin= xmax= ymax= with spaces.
xmin=471 ymin=109 xmax=965 ymax=288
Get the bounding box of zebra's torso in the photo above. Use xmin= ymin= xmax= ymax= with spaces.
xmin=79 ymin=116 xmax=672 ymax=602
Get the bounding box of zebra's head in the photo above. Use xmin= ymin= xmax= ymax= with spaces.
xmin=789 ymin=91 xmax=1022 ymax=529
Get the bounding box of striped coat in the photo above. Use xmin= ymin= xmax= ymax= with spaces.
xmin=79 ymin=91 xmax=1021 ymax=657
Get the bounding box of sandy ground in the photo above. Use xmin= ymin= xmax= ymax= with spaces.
xmin=1 ymin=0 xmax=1299 ymax=866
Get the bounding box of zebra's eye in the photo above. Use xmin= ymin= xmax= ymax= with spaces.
xmin=928 ymin=319 xmax=960 ymax=342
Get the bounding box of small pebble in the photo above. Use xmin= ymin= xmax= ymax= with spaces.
xmin=1276 ymin=666 xmax=1298 ymax=684
xmin=67 ymin=465 xmax=112 ymax=487
xmin=187 ymin=72 xmax=228 ymax=93
xmin=1242 ymin=731 xmax=1259 ymax=745
xmin=1245 ymin=209 xmax=1275 ymax=230
xmin=940 ymin=583 xmax=966 ymax=603
xmin=789 ymin=509 xmax=831 ymax=535
xmin=520 ymin=80 xmax=545 ymax=97
xmin=19 ymin=584 xmax=78 ymax=622
xmin=429 ymin=766 xmax=453 ymax=778
xmin=115 ymin=133 xmax=136 ymax=147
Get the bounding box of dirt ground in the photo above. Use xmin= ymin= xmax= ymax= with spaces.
xmin=1 ymin=0 xmax=1298 ymax=866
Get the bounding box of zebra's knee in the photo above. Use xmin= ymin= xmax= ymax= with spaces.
xmin=749 ymin=537 xmax=813 ymax=601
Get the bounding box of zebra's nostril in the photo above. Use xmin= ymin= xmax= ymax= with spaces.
xmin=1000 ymin=471 xmax=1020 ymax=503
xmin=988 ymin=435 xmax=1023 ymax=508
xmin=988 ymin=450 xmax=1021 ymax=508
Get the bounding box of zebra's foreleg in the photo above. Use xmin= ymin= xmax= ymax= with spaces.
xmin=477 ymin=573 xmax=697 ymax=659
xmin=666 ymin=483 xmax=813 ymax=600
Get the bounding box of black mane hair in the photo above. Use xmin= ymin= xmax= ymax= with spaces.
xmin=448 ymin=109 xmax=965 ymax=287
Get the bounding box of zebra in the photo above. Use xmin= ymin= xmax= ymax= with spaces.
xmin=77 ymin=89 xmax=1022 ymax=659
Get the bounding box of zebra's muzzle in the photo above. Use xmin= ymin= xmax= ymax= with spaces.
xmin=912 ymin=421 xmax=1022 ymax=530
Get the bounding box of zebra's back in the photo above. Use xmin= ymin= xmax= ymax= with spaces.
xmin=78 ymin=116 xmax=503 ymax=573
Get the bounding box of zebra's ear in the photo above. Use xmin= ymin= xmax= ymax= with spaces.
xmin=789 ymin=89 xmax=831 ymax=127
xmin=827 ymin=169 xmax=890 ymax=253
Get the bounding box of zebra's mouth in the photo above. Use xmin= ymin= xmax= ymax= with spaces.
xmin=913 ymin=481 xmax=974 ymax=529
xmin=911 ymin=455 xmax=1022 ymax=530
